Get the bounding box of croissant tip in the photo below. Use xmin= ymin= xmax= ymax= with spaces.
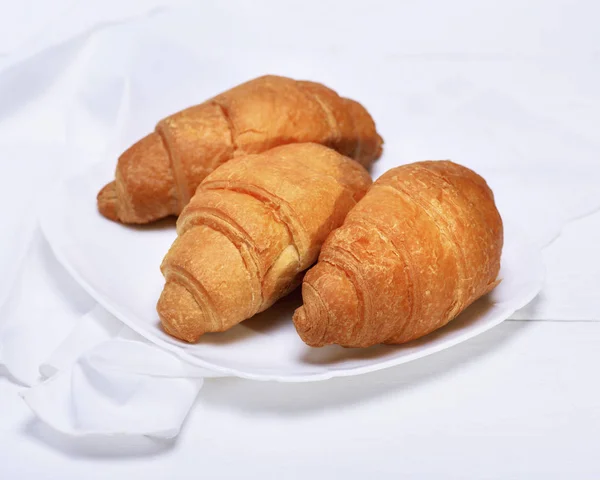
xmin=157 ymin=281 xmax=205 ymax=343
xmin=97 ymin=181 xmax=120 ymax=222
xmin=293 ymin=306 xmax=326 ymax=347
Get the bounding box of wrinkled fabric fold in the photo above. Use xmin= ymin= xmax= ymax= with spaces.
xmin=21 ymin=307 xmax=215 ymax=438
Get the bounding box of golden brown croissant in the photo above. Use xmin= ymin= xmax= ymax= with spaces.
xmin=293 ymin=160 xmax=503 ymax=348
xmin=157 ymin=143 xmax=372 ymax=342
xmin=97 ymin=75 xmax=383 ymax=224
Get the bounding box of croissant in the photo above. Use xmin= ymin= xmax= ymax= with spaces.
xmin=293 ymin=160 xmax=503 ymax=348
xmin=97 ymin=75 xmax=383 ymax=224
xmin=157 ymin=143 xmax=372 ymax=342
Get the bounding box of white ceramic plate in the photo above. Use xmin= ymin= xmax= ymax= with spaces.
xmin=40 ymin=161 xmax=544 ymax=382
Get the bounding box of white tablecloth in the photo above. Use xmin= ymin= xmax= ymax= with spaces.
xmin=1 ymin=1 xmax=599 ymax=478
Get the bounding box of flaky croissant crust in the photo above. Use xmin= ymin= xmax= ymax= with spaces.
xmin=98 ymin=75 xmax=383 ymax=224
xmin=293 ymin=160 xmax=503 ymax=348
xmin=157 ymin=143 xmax=372 ymax=342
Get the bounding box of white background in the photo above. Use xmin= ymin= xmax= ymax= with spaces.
xmin=1 ymin=0 xmax=600 ymax=478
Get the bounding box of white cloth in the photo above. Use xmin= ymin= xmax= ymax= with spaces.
xmin=17 ymin=304 xmax=220 ymax=438
xmin=22 ymin=322 xmax=207 ymax=438
xmin=0 ymin=231 xmax=94 ymax=386
xmin=1 ymin=2 xmax=600 ymax=439
xmin=0 ymin=233 xmax=209 ymax=437
xmin=0 ymin=0 xmax=182 ymax=67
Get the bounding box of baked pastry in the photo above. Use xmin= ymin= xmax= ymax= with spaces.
xmin=293 ymin=160 xmax=503 ymax=347
xmin=157 ymin=143 xmax=372 ymax=342
xmin=98 ymin=75 xmax=383 ymax=224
